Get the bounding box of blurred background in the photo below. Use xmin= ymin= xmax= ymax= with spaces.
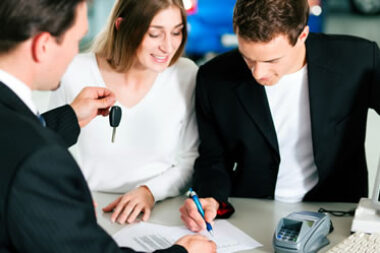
xmin=34 ymin=0 xmax=380 ymax=195
xmin=80 ymin=0 xmax=380 ymax=59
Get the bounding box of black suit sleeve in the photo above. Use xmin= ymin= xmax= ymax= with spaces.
xmin=370 ymin=41 xmax=380 ymax=114
xmin=6 ymin=145 xmax=186 ymax=253
xmin=193 ymin=67 xmax=232 ymax=202
xmin=42 ymin=105 xmax=80 ymax=147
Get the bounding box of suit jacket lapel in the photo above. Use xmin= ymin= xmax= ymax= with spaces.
xmin=232 ymin=34 xmax=343 ymax=166
xmin=0 ymin=81 xmax=40 ymax=124
xmin=306 ymin=34 xmax=342 ymax=174
xmin=235 ymin=77 xmax=280 ymax=157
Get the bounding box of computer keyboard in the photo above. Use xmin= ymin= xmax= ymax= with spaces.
xmin=327 ymin=232 xmax=380 ymax=253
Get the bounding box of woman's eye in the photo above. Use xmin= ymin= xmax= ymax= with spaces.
xmin=172 ymin=30 xmax=182 ymax=36
xmin=149 ymin=33 xmax=160 ymax=38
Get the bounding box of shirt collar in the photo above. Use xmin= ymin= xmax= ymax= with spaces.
xmin=0 ymin=69 xmax=38 ymax=115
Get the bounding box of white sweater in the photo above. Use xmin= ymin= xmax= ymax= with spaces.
xmin=49 ymin=53 xmax=199 ymax=201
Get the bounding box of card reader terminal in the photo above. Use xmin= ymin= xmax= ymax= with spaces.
xmin=273 ymin=211 xmax=331 ymax=253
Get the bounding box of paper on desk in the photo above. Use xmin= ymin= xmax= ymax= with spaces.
xmin=113 ymin=220 xmax=262 ymax=253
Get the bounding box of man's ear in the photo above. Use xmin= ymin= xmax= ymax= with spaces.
xmin=31 ymin=32 xmax=53 ymax=63
xmin=115 ymin=17 xmax=123 ymax=30
xmin=298 ymin=26 xmax=309 ymax=43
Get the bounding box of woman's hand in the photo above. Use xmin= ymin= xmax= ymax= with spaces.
xmin=102 ymin=186 xmax=155 ymax=224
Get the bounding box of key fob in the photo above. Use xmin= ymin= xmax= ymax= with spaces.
xmin=109 ymin=106 xmax=122 ymax=127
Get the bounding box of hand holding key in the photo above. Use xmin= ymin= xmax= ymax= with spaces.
xmin=70 ymin=87 xmax=116 ymax=128
xmin=109 ymin=106 xmax=122 ymax=143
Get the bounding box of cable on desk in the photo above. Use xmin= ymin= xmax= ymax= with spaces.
xmin=318 ymin=207 xmax=355 ymax=217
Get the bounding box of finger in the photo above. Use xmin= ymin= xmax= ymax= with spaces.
xmin=179 ymin=205 xmax=187 ymax=217
xmin=180 ymin=213 xmax=203 ymax=232
xmin=141 ymin=206 xmax=151 ymax=222
xmin=181 ymin=202 xmax=206 ymax=232
xmin=97 ymin=95 xmax=116 ymax=109
xmin=186 ymin=234 xmax=203 ymax=240
xmin=87 ymin=87 xmax=114 ymax=99
xmin=210 ymin=240 xmax=217 ymax=252
xmin=111 ymin=200 xmax=129 ymax=223
xmin=98 ymin=108 xmax=111 ymax=117
xmin=102 ymin=197 xmax=121 ymax=212
xmin=184 ymin=199 xmax=206 ymax=229
xmin=117 ymin=202 xmax=136 ymax=224
xmin=190 ymin=234 xmax=209 ymax=241
xmin=179 ymin=208 xmax=202 ymax=231
xmin=97 ymin=87 xmax=114 ymax=99
xmin=127 ymin=204 xmax=144 ymax=223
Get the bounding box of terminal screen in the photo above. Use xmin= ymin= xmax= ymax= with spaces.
xmin=305 ymin=220 xmax=315 ymax=227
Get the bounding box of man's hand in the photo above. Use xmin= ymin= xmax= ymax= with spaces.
xmin=175 ymin=234 xmax=216 ymax=253
xmin=70 ymin=87 xmax=116 ymax=128
xmin=179 ymin=197 xmax=219 ymax=232
xmin=102 ymin=186 xmax=155 ymax=224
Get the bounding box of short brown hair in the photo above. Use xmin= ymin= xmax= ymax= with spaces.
xmin=0 ymin=0 xmax=86 ymax=53
xmin=93 ymin=0 xmax=187 ymax=72
xmin=233 ymin=0 xmax=309 ymax=46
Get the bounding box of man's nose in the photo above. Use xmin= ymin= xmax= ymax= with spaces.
xmin=251 ymin=62 xmax=268 ymax=80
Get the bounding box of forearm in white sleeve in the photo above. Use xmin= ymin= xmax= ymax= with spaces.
xmin=141 ymin=107 xmax=199 ymax=202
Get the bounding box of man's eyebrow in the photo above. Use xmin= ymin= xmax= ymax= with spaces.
xmin=239 ymin=51 xmax=282 ymax=63
xmin=150 ymin=23 xmax=184 ymax=29
xmin=263 ymin=57 xmax=282 ymax=62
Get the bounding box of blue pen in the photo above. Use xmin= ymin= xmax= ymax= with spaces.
xmin=188 ymin=188 xmax=214 ymax=236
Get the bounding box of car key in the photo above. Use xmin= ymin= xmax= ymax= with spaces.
xmin=109 ymin=106 xmax=122 ymax=143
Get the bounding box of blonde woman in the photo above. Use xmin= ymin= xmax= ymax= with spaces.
xmin=49 ymin=0 xmax=198 ymax=224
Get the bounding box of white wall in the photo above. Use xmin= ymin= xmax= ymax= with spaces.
xmin=365 ymin=110 xmax=380 ymax=196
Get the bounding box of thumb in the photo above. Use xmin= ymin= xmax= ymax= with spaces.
xmin=200 ymin=198 xmax=218 ymax=223
xmin=102 ymin=197 xmax=121 ymax=212
xmin=95 ymin=95 xmax=115 ymax=110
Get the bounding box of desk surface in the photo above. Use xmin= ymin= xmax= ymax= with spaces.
xmin=93 ymin=192 xmax=357 ymax=253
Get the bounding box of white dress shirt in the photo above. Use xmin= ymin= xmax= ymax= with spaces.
xmin=0 ymin=69 xmax=38 ymax=115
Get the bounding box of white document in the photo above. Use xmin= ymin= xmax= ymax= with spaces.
xmin=113 ymin=220 xmax=262 ymax=253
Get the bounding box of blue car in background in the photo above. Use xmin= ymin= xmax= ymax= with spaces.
xmin=183 ymin=0 xmax=324 ymax=57
xmin=184 ymin=0 xmax=236 ymax=57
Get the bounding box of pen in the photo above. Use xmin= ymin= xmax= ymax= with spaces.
xmin=188 ymin=188 xmax=214 ymax=236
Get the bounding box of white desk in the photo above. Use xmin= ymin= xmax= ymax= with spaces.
xmin=93 ymin=192 xmax=357 ymax=253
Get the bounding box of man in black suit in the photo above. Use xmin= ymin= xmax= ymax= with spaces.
xmin=0 ymin=0 xmax=216 ymax=252
xmin=180 ymin=0 xmax=380 ymax=232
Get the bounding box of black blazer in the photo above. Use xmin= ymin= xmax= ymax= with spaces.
xmin=193 ymin=33 xmax=380 ymax=203
xmin=0 ymin=82 xmax=185 ymax=253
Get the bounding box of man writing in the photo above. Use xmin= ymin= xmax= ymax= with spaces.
xmin=0 ymin=0 xmax=216 ymax=252
xmin=180 ymin=0 xmax=380 ymax=232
